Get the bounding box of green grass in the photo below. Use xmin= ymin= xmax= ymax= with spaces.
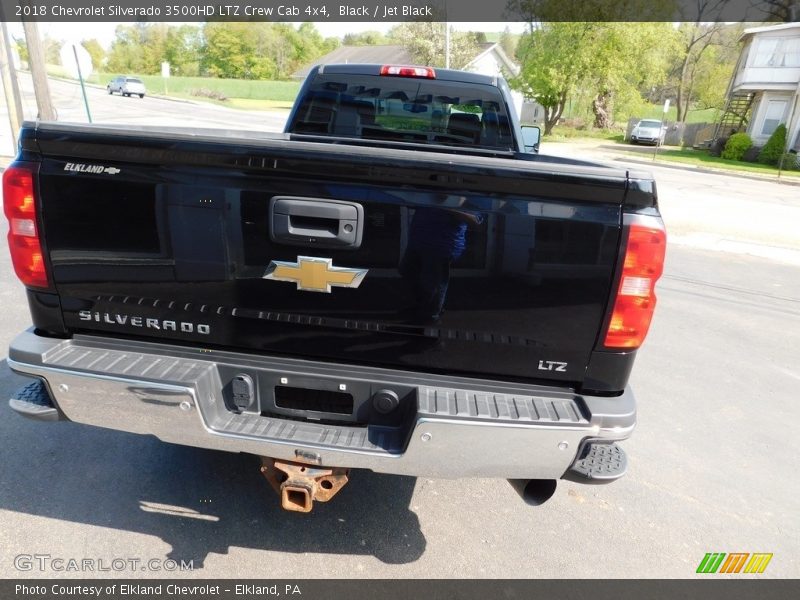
xmin=224 ymin=98 xmax=296 ymax=111
xmin=45 ymin=64 xmax=74 ymax=79
xmin=616 ymin=146 xmax=800 ymax=177
xmin=88 ymin=72 xmax=301 ymax=108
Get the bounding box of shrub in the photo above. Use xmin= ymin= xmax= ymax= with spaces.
xmin=721 ymin=133 xmax=753 ymax=161
xmin=708 ymin=136 xmax=727 ymax=157
xmin=779 ymin=151 xmax=800 ymax=171
xmin=190 ymin=88 xmax=228 ymax=101
xmin=742 ymin=145 xmax=762 ymax=163
xmin=758 ymin=124 xmax=787 ymax=165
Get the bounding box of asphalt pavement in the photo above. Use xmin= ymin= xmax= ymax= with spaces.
xmin=0 ymin=84 xmax=798 ymax=578
xmin=1 ymin=242 xmax=797 ymax=578
xmin=544 ymin=139 xmax=800 ymax=262
xmin=0 ymin=73 xmax=288 ymax=157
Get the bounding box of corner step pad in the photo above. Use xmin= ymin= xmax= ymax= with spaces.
xmin=9 ymin=380 xmax=61 ymax=422
xmin=564 ymin=442 xmax=627 ymax=484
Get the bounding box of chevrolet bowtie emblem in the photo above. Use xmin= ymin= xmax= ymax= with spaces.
xmin=263 ymin=256 xmax=368 ymax=293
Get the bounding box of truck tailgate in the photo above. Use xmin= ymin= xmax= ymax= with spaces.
xmin=31 ymin=124 xmax=627 ymax=385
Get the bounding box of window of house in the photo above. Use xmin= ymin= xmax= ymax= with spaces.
xmin=753 ymin=39 xmax=780 ymax=66
xmin=752 ymin=37 xmax=800 ymax=67
xmin=783 ymin=38 xmax=800 ymax=67
xmin=760 ymin=99 xmax=788 ymax=136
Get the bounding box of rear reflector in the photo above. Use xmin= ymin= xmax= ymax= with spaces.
xmin=380 ymin=65 xmax=436 ymax=78
xmin=603 ymin=221 xmax=666 ymax=349
xmin=3 ymin=164 xmax=49 ymax=289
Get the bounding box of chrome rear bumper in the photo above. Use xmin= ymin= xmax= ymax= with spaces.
xmin=9 ymin=329 xmax=635 ymax=479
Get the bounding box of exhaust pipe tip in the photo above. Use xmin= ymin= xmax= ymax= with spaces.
xmin=508 ymin=479 xmax=557 ymax=506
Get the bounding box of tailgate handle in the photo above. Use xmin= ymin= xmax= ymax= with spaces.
xmin=270 ymin=197 xmax=363 ymax=249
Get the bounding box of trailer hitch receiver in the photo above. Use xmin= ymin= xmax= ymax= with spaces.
xmin=260 ymin=457 xmax=349 ymax=513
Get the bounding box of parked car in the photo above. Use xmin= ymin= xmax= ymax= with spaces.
xmin=107 ymin=76 xmax=146 ymax=98
xmin=630 ymin=119 xmax=667 ymax=145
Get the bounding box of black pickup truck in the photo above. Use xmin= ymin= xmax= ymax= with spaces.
xmin=5 ymin=64 xmax=665 ymax=511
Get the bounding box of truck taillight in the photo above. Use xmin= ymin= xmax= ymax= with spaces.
xmin=603 ymin=220 xmax=666 ymax=349
xmin=3 ymin=164 xmax=49 ymax=289
xmin=380 ymin=65 xmax=436 ymax=78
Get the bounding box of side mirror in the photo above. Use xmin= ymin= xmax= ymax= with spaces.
xmin=521 ymin=125 xmax=541 ymax=153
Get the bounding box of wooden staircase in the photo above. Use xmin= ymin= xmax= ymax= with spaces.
xmin=709 ymin=92 xmax=756 ymax=144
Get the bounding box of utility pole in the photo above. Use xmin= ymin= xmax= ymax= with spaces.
xmin=73 ymin=45 xmax=92 ymax=123
xmin=444 ymin=23 xmax=451 ymax=69
xmin=777 ymin=78 xmax=800 ymax=178
xmin=22 ymin=20 xmax=56 ymax=120
xmin=0 ymin=21 xmax=24 ymax=146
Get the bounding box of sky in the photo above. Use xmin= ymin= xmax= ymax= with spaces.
xmin=6 ymin=21 xmax=529 ymax=48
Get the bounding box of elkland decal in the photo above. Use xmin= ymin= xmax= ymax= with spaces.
xmin=696 ymin=552 xmax=773 ymax=574
xmin=78 ymin=311 xmax=210 ymax=335
xmin=64 ymin=163 xmax=121 ymax=175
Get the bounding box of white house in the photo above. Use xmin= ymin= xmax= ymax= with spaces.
xmin=722 ymin=23 xmax=800 ymax=151
xmin=462 ymin=42 xmax=543 ymax=125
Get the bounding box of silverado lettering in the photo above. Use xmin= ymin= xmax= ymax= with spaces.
xmin=77 ymin=311 xmax=210 ymax=334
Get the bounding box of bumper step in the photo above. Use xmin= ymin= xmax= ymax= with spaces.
xmin=564 ymin=442 xmax=627 ymax=484
xmin=9 ymin=380 xmax=61 ymax=422
xmin=8 ymin=330 xmax=636 ymax=479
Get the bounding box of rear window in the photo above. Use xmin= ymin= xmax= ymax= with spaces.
xmin=288 ymin=73 xmax=514 ymax=150
xmin=126 ymin=78 xmax=143 ymax=84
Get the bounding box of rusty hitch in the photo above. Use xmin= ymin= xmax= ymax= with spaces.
xmin=260 ymin=457 xmax=349 ymax=513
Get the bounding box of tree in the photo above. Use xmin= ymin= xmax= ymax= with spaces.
xmin=510 ymin=23 xmax=596 ymax=135
xmin=499 ymin=27 xmax=518 ymax=58
xmin=106 ymin=24 xmax=203 ymax=76
xmin=583 ymin=23 xmax=676 ymax=128
xmin=343 ymin=31 xmax=389 ymax=46
xmin=662 ymin=0 xmax=749 ymax=123
xmin=104 ymin=21 xmax=337 ymax=81
xmin=667 ymin=22 xmax=742 ymax=121
xmin=512 ymin=21 xmax=675 ymax=132
xmin=164 ymin=25 xmax=202 ymax=77
xmin=388 ymin=22 xmax=480 ymax=69
xmin=202 ymin=22 xmax=278 ymax=79
xmin=289 ymin=23 xmax=339 ymax=75
xmin=201 ymin=22 xmax=337 ymax=80
xmin=80 ymin=39 xmax=105 ymax=71
xmin=509 ymin=0 xmax=674 ymax=22
xmin=43 ymin=36 xmax=62 ymax=65
xmin=671 ymin=23 xmax=723 ymax=123
xmin=106 ymin=24 xmax=169 ymax=74
xmin=690 ymin=37 xmax=741 ymax=112
xmin=14 ymin=38 xmax=28 ymax=63
xmin=105 ymin=25 xmax=140 ymax=73
xmin=757 ymin=0 xmax=800 ymax=21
